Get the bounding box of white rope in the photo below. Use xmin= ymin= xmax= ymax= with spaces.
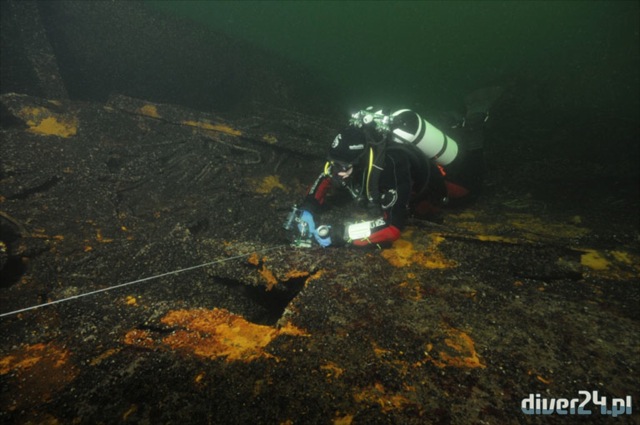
xmin=0 ymin=245 xmax=284 ymax=318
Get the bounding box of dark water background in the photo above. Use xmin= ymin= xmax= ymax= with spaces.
xmin=2 ymin=0 xmax=638 ymax=183
xmin=147 ymin=0 xmax=639 ymax=119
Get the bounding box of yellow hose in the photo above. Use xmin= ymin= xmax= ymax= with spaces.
xmin=365 ymin=147 xmax=374 ymax=200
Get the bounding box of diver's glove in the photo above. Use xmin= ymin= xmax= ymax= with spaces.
xmin=314 ymin=225 xmax=332 ymax=248
xmin=298 ymin=210 xmax=316 ymax=238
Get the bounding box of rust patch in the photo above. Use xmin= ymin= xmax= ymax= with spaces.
xmin=122 ymin=404 xmax=138 ymax=421
xmin=508 ymin=214 xmax=590 ymax=240
xmin=449 ymin=211 xmax=591 ymax=243
xmin=123 ymin=328 xmax=156 ymax=349
xmin=247 ymin=253 xmax=261 ymax=266
xmin=579 ymin=248 xmax=640 ymax=279
xmin=421 ymin=325 xmax=486 ymax=369
xmin=18 ymin=106 xmax=78 ymax=138
xmin=382 ymin=231 xmax=456 ymax=269
xmin=262 ymin=134 xmax=278 ymax=144
xmin=320 ymin=361 xmax=344 ymax=380
xmin=397 ymin=272 xmax=426 ymax=301
xmin=252 ymin=175 xmax=287 ymax=194
xmin=245 ymin=254 xmax=279 ymax=289
xmin=284 ymin=270 xmax=310 ymax=280
xmin=353 ymin=382 xmax=417 ymax=413
xmin=181 ymin=120 xmax=242 ymax=136
xmin=372 ymin=343 xmax=392 ymax=358
xmin=277 ymin=322 xmax=310 ymax=337
xmin=247 ymin=253 xmax=322 ymax=291
xmin=0 ymin=342 xmax=78 ymax=412
xmin=95 ymin=228 xmax=114 ymax=243
xmin=89 ymin=348 xmax=121 ymax=366
xmin=124 ymin=308 xmax=308 ymax=362
xmin=258 ymin=264 xmax=279 ymax=290
xmin=333 ymin=414 xmax=354 ymax=425
xmin=139 ymin=104 xmax=160 ymax=118
xmin=535 ymin=374 xmax=553 ymax=385
xmin=125 ymin=295 xmax=138 ymax=306
xmin=581 ymin=249 xmax=609 ymax=270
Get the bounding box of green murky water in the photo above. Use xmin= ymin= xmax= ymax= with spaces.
xmin=147 ymin=1 xmax=639 ymax=116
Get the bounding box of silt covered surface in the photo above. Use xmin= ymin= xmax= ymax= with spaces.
xmin=0 ymin=92 xmax=638 ymax=425
xmin=1 ymin=0 xmax=639 ymax=423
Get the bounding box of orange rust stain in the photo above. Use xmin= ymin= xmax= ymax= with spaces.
xmin=249 ymin=255 xmax=322 ymax=290
xmin=423 ymin=326 xmax=485 ymax=369
xmin=278 ymin=321 xmax=310 ymax=337
xmin=404 ymin=383 xmax=417 ymax=392
xmin=247 ymin=252 xmax=261 ymax=266
xmin=409 ymin=284 xmax=424 ymax=301
xmin=161 ymin=309 xmax=277 ymax=361
xmin=580 ymin=248 xmax=640 ymax=280
xmin=259 ymin=264 xmax=279 ymax=290
xmin=462 ymin=288 xmax=478 ymax=300
xmin=306 ymin=269 xmax=325 ymax=282
xmin=95 ymin=229 xmax=114 ymax=243
xmin=125 ymin=308 xmax=309 ymax=363
xmin=139 ymin=104 xmax=160 ymax=118
xmin=536 ymin=375 xmax=552 ymax=384
xmin=89 ymin=348 xmax=121 ymax=366
xmin=372 ymin=343 xmax=391 ymax=358
xmin=247 ymin=254 xmax=278 ymax=289
xmin=382 ymin=234 xmax=456 ymax=269
xmin=333 ymin=415 xmax=354 ymax=425
xmin=18 ymin=106 xmax=78 ymax=138
xmin=263 ymin=134 xmax=278 ymax=144
xmin=253 ymin=175 xmax=287 ymax=194
xmin=399 ymin=273 xmax=425 ymax=301
xmin=353 ymin=382 xmax=415 ymax=413
xmin=320 ymin=361 xmax=345 ymax=379
xmin=284 ymin=270 xmax=310 ymax=280
xmin=44 ymin=234 xmax=64 ymax=241
xmin=123 ymin=329 xmax=156 ymax=350
xmin=122 ymin=404 xmax=138 ymax=421
xmin=1 ymin=343 xmax=70 ymax=373
xmin=439 ymin=329 xmax=485 ymax=368
xmin=0 ymin=342 xmax=78 ymax=412
xmin=181 ymin=120 xmax=242 ymax=136
xmin=194 ymin=371 xmax=206 ymax=384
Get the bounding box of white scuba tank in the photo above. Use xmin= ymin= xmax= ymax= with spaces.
xmin=390 ymin=109 xmax=459 ymax=166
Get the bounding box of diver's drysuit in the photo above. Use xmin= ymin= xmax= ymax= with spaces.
xmin=293 ymin=108 xmax=484 ymax=248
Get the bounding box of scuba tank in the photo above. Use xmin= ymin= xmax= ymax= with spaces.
xmin=390 ymin=109 xmax=459 ymax=166
xmin=350 ymin=108 xmax=459 ymax=166
xmin=349 ymin=108 xmax=460 ymax=205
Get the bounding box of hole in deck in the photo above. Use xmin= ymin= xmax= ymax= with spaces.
xmin=0 ymin=257 xmax=26 ymax=288
xmin=194 ymin=275 xmax=307 ymax=326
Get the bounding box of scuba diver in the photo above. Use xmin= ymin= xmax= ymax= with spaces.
xmin=284 ymin=105 xmax=487 ymax=249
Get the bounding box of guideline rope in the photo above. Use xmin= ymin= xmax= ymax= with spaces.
xmin=0 ymin=245 xmax=285 ymax=318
